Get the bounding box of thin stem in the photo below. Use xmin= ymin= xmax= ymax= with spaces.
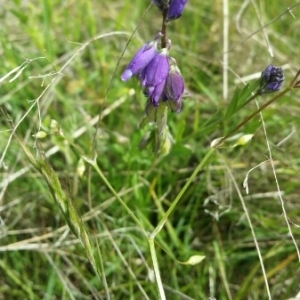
xmin=95 ymin=241 xmax=111 ymax=300
xmin=222 ymin=0 xmax=229 ymax=101
xmin=150 ymin=148 xmax=215 ymax=239
xmin=83 ymin=156 xmax=148 ymax=237
xmin=151 ymin=82 xmax=296 ymax=239
xmin=257 ymin=98 xmax=300 ymax=262
xmin=148 ymin=69 xmax=300 ymax=300
xmin=294 ymin=80 xmax=300 ymax=87
xmin=149 ymin=238 xmax=166 ymax=300
xmin=224 ymin=160 xmax=271 ymax=300
xmin=220 ymin=86 xmax=292 ymax=144
xmin=289 ymin=68 xmax=300 ymax=86
xmin=161 ymin=6 xmax=169 ymax=48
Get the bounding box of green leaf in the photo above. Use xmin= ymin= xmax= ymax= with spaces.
xmin=237 ymin=79 xmax=261 ymax=108
xmin=225 ymin=79 xmax=261 ymax=119
xmin=224 ymin=86 xmax=241 ymax=119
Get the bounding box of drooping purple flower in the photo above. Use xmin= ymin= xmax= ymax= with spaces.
xmin=139 ymin=48 xmax=169 ymax=106
xmin=259 ymin=64 xmax=284 ymax=94
xmin=121 ymin=39 xmax=159 ymax=82
xmin=164 ymin=62 xmax=184 ymax=100
xmin=139 ymin=48 xmax=169 ymax=88
xmin=161 ymin=58 xmax=185 ymax=112
xmin=167 ymin=0 xmax=189 ymax=21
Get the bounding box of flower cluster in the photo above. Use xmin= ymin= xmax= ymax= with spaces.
xmin=121 ymin=0 xmax=188 ymax=153
xmin=259 ymin=64 xmax=284 ymax=94
xmin=121 ymin=1 xmax=188 ymax=114
xmin=121 ymin=36 xmax=184 ymax=112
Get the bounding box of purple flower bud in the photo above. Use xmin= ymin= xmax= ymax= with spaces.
xmin=167 ymin=0 xmax=188 ymax=21
xmin=139 ymin=48 xmax=169 ymax=88
xmin=121 ymin=40 xmax=158 ymax=82
xmin=161 ymin=59 xmax=184 ymax=112
xmin=164 ymin=63 xmax=184 ymax=101
xmin=259 ymin=64 xmax=284 ymax=94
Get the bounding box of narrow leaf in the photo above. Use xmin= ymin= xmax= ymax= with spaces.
xmin=224 ymin=86 xmax=241 ymax=119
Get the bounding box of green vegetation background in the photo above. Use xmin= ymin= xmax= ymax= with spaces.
xmin=1 ymin=0 xmax=300 ymax=299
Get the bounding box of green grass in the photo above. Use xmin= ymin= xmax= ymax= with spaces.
xmin=1 ymin=1 xmax=300 ymax=299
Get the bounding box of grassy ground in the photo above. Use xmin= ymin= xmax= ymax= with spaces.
xmin=1 ymin=0 xmax=300 ymax=299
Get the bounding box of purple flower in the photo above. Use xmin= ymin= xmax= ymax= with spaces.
xmin=167 ymin=0 xmax=189 ymax=21
xmin=163 ymin=60 xmax=184 ymax=112
xmin=164 ymin=63 xmax=184 ymax=100
xmin=121 ymin=39 xmax=158 ymax=82
xmin=139 ymin=48 xmax=169 ymax=88
xmin=139 ymin=48 xmax=170 ymax=106
xmin=259 ymin=64 xmax=284 ymax=94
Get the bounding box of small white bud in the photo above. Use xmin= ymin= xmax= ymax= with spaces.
xmin=160 ymin=136 xmax=172 ymax=156
xmin=50 ymin=119 xmax=59 ymax=133
xmin=233 ymin=134 xmax=253 ymax=147
xmin=210 ymin=137 xmax=224 ymax=148
xmin=33 ymin=131 xmax=47 ymax=139
xmin=76 ymin=158 xmax=85 ymax=177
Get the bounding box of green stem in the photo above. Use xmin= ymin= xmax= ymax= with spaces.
xmin=150 ymin=147 xmax=215 ymax=238
xmin=83 ymin=156 xmax=148 ymax=237
xmin=149 ymin=238 xmax=166 ymax=300
xmin=149 ymin=148 xmax=216 ymax=298
xmin=235 ymin=90 xmax=260 ymax=112
xmin=95 ymin=241 xmax=111 ymax=300
xmin=194 ymin=89 xmax=261 ymax=137
xmin=220 ymin=86 xmax=292 ymax=144
xmin=289 ymin=69 xmax=300 ymax=86
xmin=150 ymin=85 xmax=295 ymax=239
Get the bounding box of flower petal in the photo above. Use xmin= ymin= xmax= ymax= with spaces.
xmin=139 ymin=49 xmax=169 ymax=87
xmin=167 ymin=0 xmax=189 ymax=21
xmin=121 ymin=41 xmax=158 ymax=82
